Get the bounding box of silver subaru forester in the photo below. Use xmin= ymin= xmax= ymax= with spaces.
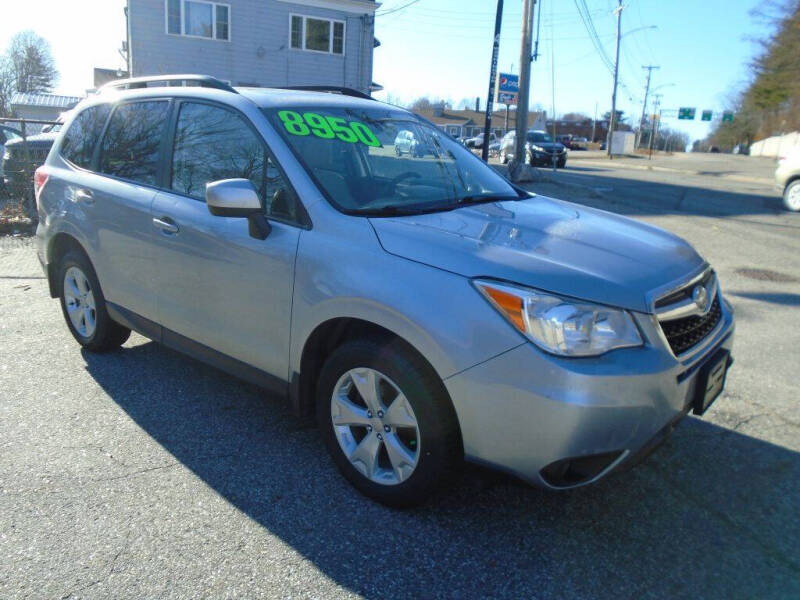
xmin=35 ymin=75 xmax=734 ymax=506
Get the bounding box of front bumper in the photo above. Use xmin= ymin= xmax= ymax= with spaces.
xmin=444 ymin=298 xmax=735 ymax=488
xmin=531 ymin=151 xmax=566 ymax=165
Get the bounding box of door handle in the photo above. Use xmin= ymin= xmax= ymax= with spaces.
xmin=152 ymin=216 xmax=179 ymax=234
xmin=75 ymin=188 xmax=94 ymax=205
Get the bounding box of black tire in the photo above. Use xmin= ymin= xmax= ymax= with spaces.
xmin=557 ymin=159 xmax=567 ymax=169
xmin=783 ymin=180 xmax=800 ymax=212
xmin=316 ymin=337 xmax=461 ymax=507
xmin=57 ymin=251 xmax=131 ymax=352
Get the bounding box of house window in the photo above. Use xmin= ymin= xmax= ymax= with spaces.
xmin=166 ymin=0 xmax=230 ymax=41
xmin=290 ymin=15 xmax=345 ymax=55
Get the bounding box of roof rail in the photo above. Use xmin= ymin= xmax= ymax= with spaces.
xmin=99 ymin=74 xmax=237 ymax=94
xmin=279 ymin=86 xmax=373 ymax=100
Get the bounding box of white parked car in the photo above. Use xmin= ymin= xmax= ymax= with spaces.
xmin=776 ymin=147 xmax=800 ymax=211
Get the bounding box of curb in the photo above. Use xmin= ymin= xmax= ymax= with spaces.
xmin=572 ymin=159 xmax=774 ymax=185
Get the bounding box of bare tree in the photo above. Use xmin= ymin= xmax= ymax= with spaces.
xmin=0 ymin=59 xmax=14 ymax=116
xmin=4 ymin=31 xmax=59 ymax=96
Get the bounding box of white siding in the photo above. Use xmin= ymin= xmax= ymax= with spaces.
xmin=128 ymin=0 xmax=375 ymax=93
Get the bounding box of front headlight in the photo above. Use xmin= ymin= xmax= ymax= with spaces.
xmin=474 ymin=280 xmax=643 ymax=357
xmin=531 ymin=144 xmax=545 ymax=152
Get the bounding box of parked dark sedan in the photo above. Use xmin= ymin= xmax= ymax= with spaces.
xmin=498 ymin=130 xmax=567 ymax=168
xmin=2 ymin=130 xmax=60 ymax=200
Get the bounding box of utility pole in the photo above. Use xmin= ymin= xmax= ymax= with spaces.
xmin=481 ymin=0 xmax=504 ymax=162
xmin=648 ymin=93 xmax=662 ymax=159
xmin=511 ymin=0 xmax=536 ymax=181
xmin=591 ymin=101 xmax=598 ymax=143
xmin=636 ymin=65 xmax=659 ymax=148
xmin=606 ymin=0 xmax=623 ymax=158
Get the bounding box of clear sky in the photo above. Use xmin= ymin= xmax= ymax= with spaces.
xmin=1 ymin=0 xmax=771 ymax=143
xmin=372 ymin=0 xmax=771 ymax=142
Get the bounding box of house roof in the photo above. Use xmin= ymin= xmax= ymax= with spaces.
xmin=11 ymin=92 xmax=83 ymax=109
xmin=414 ymin=107 xmax=544 ymax=128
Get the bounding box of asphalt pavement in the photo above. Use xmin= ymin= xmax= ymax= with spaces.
xmin=2 ymin=154 xmax=800 ymax=599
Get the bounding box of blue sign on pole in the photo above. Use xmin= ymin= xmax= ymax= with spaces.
xmin=496 ymin=73 xmax=519 ymax=105
xmin=498 ymin=92 xmax=517 ymax=105
xmin=498 ymin=73 xmax=519 ymax=93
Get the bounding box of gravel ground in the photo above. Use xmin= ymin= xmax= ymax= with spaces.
xmin=2 ymin=163 xmax=800 ymax=598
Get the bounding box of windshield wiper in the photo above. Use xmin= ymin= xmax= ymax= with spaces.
xmin=362 ymin=204 xmax=446 ymax=217
xmin=457 ymin=194 xmax=522 ymax=206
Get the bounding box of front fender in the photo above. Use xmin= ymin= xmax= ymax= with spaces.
xmin=289 ymin=215 xmax=524 ymax=381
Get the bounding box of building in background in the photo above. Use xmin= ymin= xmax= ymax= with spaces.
xmin=545 ymin=117 xmax=632 ymax=143
xmin=93 ymin=67 xmax=130 ymax=89
xmin=9 ymin=93 xmax=83 ymax=129
xmin=126 ymin=0 xmax=379 ymax=93
xmin=415 ymin=104 xmax=546 ymax=139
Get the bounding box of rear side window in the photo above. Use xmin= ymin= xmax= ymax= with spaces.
xmin=100 ymin=101 xmax=170 ymax=186
xmin=60 ymin=104 xmax=111 ymax=169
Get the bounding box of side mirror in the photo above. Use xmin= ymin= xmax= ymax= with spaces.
xmin=205 ymin=178 xmax=271 ymax=240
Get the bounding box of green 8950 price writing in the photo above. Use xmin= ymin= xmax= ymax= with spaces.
xmin=277 ymin=110 xmax=382 ymax=147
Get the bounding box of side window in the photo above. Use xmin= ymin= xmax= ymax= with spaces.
xmin=60 ymin=104 xmax=111 ymax=169
xmin=171 ymin=102 xmax=302 ymax=223
xmin=100 ymin=101 xmax=169 ymax=185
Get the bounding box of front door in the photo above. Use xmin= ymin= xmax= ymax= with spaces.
xmin=150 ymin=100 xmax=305 ymax=379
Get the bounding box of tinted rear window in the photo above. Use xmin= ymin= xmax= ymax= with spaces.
xmin=60 ymin=105 xmax=111 ymax=169
xmin=100 ymin=101 xmax=170 ymax=186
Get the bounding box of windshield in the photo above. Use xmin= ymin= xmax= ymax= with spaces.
xmin=527 ymin=131 xmax=553 ymax=143
xmin=264 ymin=106 xmax=522 ymax=215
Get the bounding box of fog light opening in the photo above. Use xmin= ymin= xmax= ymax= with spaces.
xmin=540 ymin=450 xmax=625 ymax=488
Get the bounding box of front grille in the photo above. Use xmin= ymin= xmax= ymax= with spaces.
xmin=660 ymin=293 xmax=722 ymax=355
xmin=655 ymin=269 xmax=714 ymax=308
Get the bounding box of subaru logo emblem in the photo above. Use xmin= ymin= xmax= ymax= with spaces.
xmin=692 ymin=285 xmax=709 ymax=312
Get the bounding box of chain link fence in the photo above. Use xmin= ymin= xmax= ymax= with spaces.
xmin=1 ymin=118 xmax=60 ymax=225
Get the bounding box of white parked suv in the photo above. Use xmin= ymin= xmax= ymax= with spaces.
xmin=776 ymin=147 xmax=800 ymax=211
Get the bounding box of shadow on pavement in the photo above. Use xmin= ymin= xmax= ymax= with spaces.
xmin=540 ymin=169 xmax=793 ymax=220
xmin=82 ymin=341 xmax=800 ymax=599
xmin=728 ymin=291 xmax=800 ymax=306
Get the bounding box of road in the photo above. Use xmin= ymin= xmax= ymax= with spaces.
xmin=2 ymin=155 xmax=800 ymax=599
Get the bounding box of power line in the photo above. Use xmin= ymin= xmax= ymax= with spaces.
xmin=376 ymin=0 xmax=422 ymax=17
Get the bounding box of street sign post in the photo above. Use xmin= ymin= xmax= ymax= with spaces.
xmin=678 ymin=107 xmax=696 ymax=120
xmin=722 ymin=111 xmax=734 ymax=122
xmin=701 ymin=110 xmax=712 ymax=121
xmin=481 ymin=0 xmax=504 ymax=162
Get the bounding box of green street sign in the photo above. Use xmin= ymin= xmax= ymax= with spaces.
xmin=722 ymin=111 xmax=734 ymax=123
xmin=678 ymin=107 xmax=696 ymax=120
xmin=701 ymin=110 xmax=713 ymax=121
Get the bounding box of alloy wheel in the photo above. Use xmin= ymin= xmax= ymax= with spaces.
xmin=63 ymin=266 xmax=97 ymax=338
xmin=331 ymin=367 xmax=421 ymax=486
xmin=786 ymin=183 xmax=800 ymax=211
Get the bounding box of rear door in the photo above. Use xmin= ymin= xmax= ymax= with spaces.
xmin=150 ymin=100 xmax=305 ymax=379
xmin=88 ymin=100 xmax=171 ymax=322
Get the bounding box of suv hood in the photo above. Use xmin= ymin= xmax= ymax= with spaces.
xmin=4 ymin=133 xmax=58 ymax=147
xmin=368 ymin=196 xmax=704 ymax=313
